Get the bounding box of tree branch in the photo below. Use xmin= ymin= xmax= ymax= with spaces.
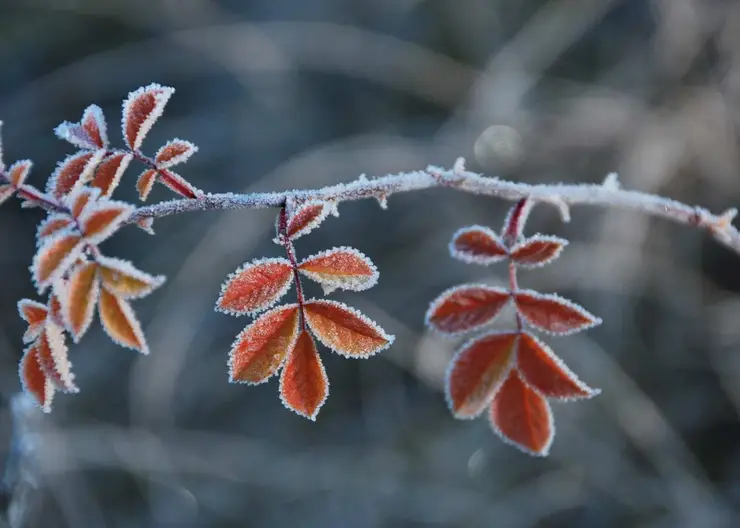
xmin=128 ymin=157 xmax=740 ymax=255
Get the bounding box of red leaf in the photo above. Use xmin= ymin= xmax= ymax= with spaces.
xmin=122 ymin=83 xmax=174 ymax=150
xmin=446 ymin=331 xmax=517 ymax=419
xmin=285 ymin=201 xmax=331 ymax=240
xmin=216 ymin=258 xmax=294 ymax=316
xmin=20 ymin=344 xmax=55 ymax=413
xmin=490 ymin=370 xmax=553 ymax=456
xmin=510 ymin=235 xmax=567 ymax=268
xmin=31 ymin=231 xmax=85 ymax=292
xmin=303 ymin=299 xmax=393 ymax=358
xmin=426 ymin=284 xmax=511 ymax=335
xmin=450 ymin=225 xmax=508 ymax=264
xmin=155 ymin=139 xmax=197 ymax=168
xmin=8 ymin=160 xmax=32 ymax=187
xmin=514 ymin=290 xmax=601 ymax=335
xmin=60 ymin=261 xmax=100 ymax=342
xmin=279 ymin=330 xmax=329 ymax=420
xmin=91 ymin=153 xmax=133 ymax=197
xmin=517 ymin=333 xmax=599 ymax=400
xmin=37 ymin=214 xmax=75 ymax=241
xmin=79 ymin=200 xmax=135 ymax=244
xmin=48 ymin=150 xmax=105 ymax=198
xmin=229 ymin=304 xmax=300 ymax=384
xmin=98 ymin=288 xmax=148 ymax=354
xmin=54 ymin=105 xmax=108 ymax=150
xmin=36 ymin=321 xmax=77 ymax=393
xmin=298 ymin=247 xmax=378 ymax=294
xmin=136 ymin=169 xmax=157 ymax=201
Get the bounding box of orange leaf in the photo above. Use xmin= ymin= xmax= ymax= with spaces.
xmin=81 ymin=105 xmax=108 ymax=149
xmin=510 ymin=235 xmax=567 ymax=268
xmin=91 ymin=152 xmax=133 ymax=197
xmin=490 ymin=370 xmax=553 ymax=456
xmin=8 ymin=160 xmax=32 ymax=187
xmin=426 ymin=284 xmax=511 ymax=335
xmin=79 ymin=200 xmax=134 ymax=244
xmin=517 ymin=333 xmax=598 ymax=400
xmin=0 ymin=184 xmax=14 ymax=205
xmin=446 ymin=332 xmax=517 ymax=419
xmin=155 ymin=139 xmax=197 ymax=168
xmin=37 ymin=214 xmax=75 ymax=241
xmin=216 ymin=258 xmax=294 ymax=316
xmin=98 ymin=288 xmax=148 ymax=354
xmin=60 ymin=261 xmax=100 ymax=342
xmin=54 ymin=104 xmax=108 ymax=150
xmin=20 ymin=344 xmax=55 ymax=413
xmin=450 ymin=225 xmax=508 ymax=265
xmin=285 ymin=201 xmax=331 ymax=240
xmin=298 ymin=247 xmax=378 ymax=294
xmin=48 ymin=150 xmax=105 ymax=198
xmin=97 ymin=255 xmax=165 ymax=299
xmin=64 ymin=186 xmax=100 ymax=220
xmin=279 ymin=330 xmax=328 ymax=420
xmin=36 ymin=321 xmax=77 ymax=393
xmin=122 ymin=83 xmax=174 ymax=150
xmin=18 ymin=299 xmax=48 ymax=343
xmin=229 ymin=304 xmax=300 ymax=384
xmin=303 ymin=299 xmax=393 ymax=358
xmin=32 ymin=232 xmax=85 ymax=292
xmin=514 ymin=290 xmax=601 ymax=335
xmin=136 ymin=169 xmax=157 ymax=201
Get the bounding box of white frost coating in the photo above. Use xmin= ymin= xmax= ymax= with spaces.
xmin=298 ymin=246 xmax=378 ymax=295
xmin=83 ymin=104 xmax=109 ymax=148
xmin=215 ymin=257 xmax=294 ymax=317
xmin=424 ymin=283 xmax=511 ymax=337
xmin=59 ymin=262 xmax=100 ymax=343
xmin=602 ymin=172 xmax=620 ymax=190
xmin=278 ymin=333 xmax=329 ymax=421
xmin=227 ymin=303 xmax=300 ymax=385
xmin=47 ymin=149 xmax=106 ymax=197
xmin=303 ymin=298 xmax=395 ymax=359
xmin=30 ymin=229 xmax=86 ymax=294
xmin=63 ymin=185 xmax=102 ymax=216
xmin=449 ymin=225 xmax=508 ymax=265
xmin=96 ymin=254 xmax=165 ymax=300
xmin=514 ymin=289 xmax=602 ymax=336
xmin=79 ymin=199 xmax=136 ymax=245
xmin=509 ymin=234 xmax=568 ymax=269
xmin=444 ymin=330 xmax=518 ymax=420
xmin=517 ymin=332 xmax=600 ymax=401
xmin=98 ymin=292 xmax=150 ymax=354
xmin=42 ymin=320 xmax=78 ymax=393
xmin=19 ymin=345 xmax=56 ymax=413
xmin=121 ymin=83 xmax=175 ymax=150
xmin=18 ymin=299 xmax=48 ymax=344
xmin=155 ymin=138 xmax=198 ymax=168
xmin=488 ymin=373 xmax=555 ymax=457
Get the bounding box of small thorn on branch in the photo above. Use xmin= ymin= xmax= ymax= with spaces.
xmin=602 ymin=172 xmax=620 ymax=190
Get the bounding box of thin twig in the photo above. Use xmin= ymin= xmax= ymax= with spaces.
xmin=128 ymin=158 xmax=740 ymax=256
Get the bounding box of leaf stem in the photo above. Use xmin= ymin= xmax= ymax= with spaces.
xmin=278 ymin=207 xmax=307 ymax=330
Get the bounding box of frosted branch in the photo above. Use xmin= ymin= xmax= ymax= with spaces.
xmin=126 ymin=157 xmax=740 ymax=255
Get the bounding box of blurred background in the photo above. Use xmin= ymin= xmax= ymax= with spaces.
xmin=1 ymin=0 xmax=740 ymax=526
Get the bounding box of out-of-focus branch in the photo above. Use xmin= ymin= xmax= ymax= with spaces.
xmin=129 ymin=158 xmax=740 ymax=256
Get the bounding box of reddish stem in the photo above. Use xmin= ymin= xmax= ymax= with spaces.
xmin=505 ymin=198 xmax=530 ymax=332
xmin=278 ymin=207 xmax=307 ymax=330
